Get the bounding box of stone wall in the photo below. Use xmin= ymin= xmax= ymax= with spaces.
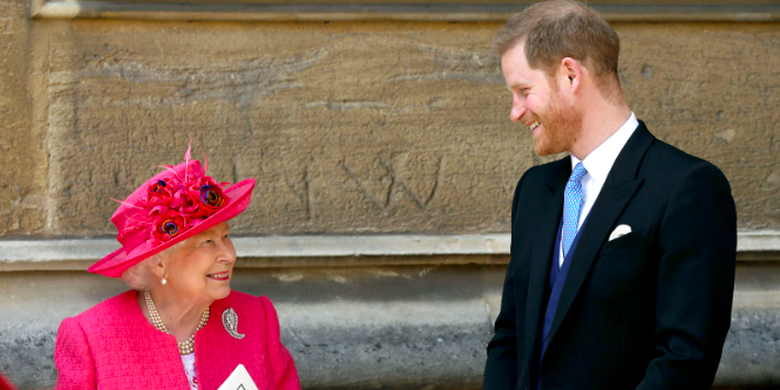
xmin=2 ymin=17 xmax=779 ymax=238
xmin=0 ymin=0 xmax=45 ymax=237
xmin=1 ymin=0 xmax=779 ymax=388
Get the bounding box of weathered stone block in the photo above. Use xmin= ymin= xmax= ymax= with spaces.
xmin=42 ymin=21 xmax=527 ymax=236
xmin=617 ymin=23 xmax=780 ymax=230
xmin=0 ymin=0 xmax=47 ymax=237
xmin=23 ymin=21 xmax=780 ymax=237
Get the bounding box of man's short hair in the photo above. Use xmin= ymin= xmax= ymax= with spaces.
xmin=494 ymin=0 xmax=621 ymax=90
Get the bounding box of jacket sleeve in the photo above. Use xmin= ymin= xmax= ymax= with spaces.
xmin=54 ymin=317 xmax=97 ymax=390
xmin=636 ymin=162 xmax=737 ymax=390
xmin=484 ymin=174 xmax=528 ymax=390
xmin=259 ymin=296 xmax=301 ymax=390
xmin=0 ymin=369 xmax=18 ymax=390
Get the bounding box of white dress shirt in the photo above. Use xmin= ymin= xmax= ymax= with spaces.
xmin=558 ymin=112 xmax=639 ymax=267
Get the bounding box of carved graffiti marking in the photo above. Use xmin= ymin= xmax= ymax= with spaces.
xmin=286 ymin=165 xmax=315 ymax=223
xmin=339 ymin=154 xmax=443 ymax=213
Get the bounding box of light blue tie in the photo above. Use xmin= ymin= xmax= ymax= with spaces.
xmin=562 ymin=163 xmax=588 ymax=259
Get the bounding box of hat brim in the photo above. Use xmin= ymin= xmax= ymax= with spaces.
xmin=88 ymin=178 xmax=256 ymax=278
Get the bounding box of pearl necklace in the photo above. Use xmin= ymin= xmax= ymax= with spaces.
xmin=144 ymin=290 xmax=210 ymax=355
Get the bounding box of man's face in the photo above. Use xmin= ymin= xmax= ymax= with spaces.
xmin=501 ymin=42 xmax=583 ymax=156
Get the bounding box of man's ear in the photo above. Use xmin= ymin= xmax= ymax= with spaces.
xmin=559 ymin=57 xmax=583 ymax=93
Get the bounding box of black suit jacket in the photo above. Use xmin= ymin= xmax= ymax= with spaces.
xmin=484 ymin=122 xmax=737 ymax=390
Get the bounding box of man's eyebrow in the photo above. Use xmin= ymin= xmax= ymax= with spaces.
xmin=508 ymin=81 xmax=531 ymax=90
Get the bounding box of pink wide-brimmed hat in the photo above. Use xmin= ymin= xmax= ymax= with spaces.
xmin=89 ymin=145 xmax=255 ymax=278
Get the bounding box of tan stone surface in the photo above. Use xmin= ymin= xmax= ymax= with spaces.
xmin=41 ymin=21 xmax=528 ymax=236
xmin=617 ymin=23 xmax=780 ymax=230
xmin=0 ymin=0 xmax=48 ymax=237
xmin=11 ymin=20 xmax=780 ymax=236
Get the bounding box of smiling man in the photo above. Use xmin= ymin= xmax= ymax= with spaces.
xmin=483 ymin=1 xmax=737 ymax=390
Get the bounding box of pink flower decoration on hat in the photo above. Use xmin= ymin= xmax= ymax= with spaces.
xmin=186 ymin=177 xmax=227 ymax=218
xmin=153 ymin=212 xmax=188 ymax=243
xmin=147 ymin=178 xmax=178 ymax=207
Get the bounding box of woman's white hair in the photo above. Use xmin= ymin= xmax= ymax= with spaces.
xmin=120 ymin=240 xmax=186 ymax=291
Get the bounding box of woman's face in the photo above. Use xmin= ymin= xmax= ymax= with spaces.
xmin=161 ymin=222 xmax=236 ymax=305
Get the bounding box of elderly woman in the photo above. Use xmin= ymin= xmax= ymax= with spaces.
xmin=54 ymin=146 xmax=300 ymax=389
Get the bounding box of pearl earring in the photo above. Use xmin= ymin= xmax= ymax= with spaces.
xmin=161 ymin=276 xmax=167 ymax=285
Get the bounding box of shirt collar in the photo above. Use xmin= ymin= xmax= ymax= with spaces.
xmin=571 ymin=112 xmax=639 ymax=183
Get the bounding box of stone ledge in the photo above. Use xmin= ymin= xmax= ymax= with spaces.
xmin=0 ymin=231 xmax=777 ymax=271
xmin=0 ymin=231 xmax=778 ymax=272
xmin=735 ymin=230 xmax=780 ymax=252
xmin=30 ymin=2 xmax=780 ymax=22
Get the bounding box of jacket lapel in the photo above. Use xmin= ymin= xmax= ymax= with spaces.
xmin=523 ymin=159 xmax=570 ymax=364
xmin=196 ymin=294 xmax=248 ymax=390
xmin=544 ymin=123 xmax=655 ymax=350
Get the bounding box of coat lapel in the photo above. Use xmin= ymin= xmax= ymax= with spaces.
xmin=196 ymin=293 xmax=252 ymax=390
xmin=523 ymin=159 xmax=570 ymax=364
xmin=544 ymin=123 xmax=655 ymax=350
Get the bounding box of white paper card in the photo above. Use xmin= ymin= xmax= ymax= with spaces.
xmin=218 ymin=364 xmax=258 ymax=390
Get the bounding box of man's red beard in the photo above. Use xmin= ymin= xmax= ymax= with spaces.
xmin=532 ymin=86 xmax=584 ymax=157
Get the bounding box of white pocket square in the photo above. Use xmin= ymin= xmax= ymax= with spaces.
xmin=609 ymin=224 xmax=632 ymax=241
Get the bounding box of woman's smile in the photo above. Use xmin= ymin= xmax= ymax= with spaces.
xmin=206 ymin=271 xmax=230 ymax=280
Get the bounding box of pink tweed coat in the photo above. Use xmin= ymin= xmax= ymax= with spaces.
xmin=54 ymin=290 xmax=300 ymax=390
